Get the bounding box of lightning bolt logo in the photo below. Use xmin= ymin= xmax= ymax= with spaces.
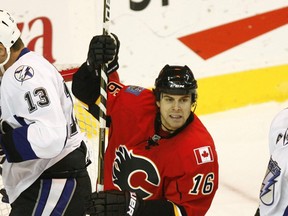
xmin=14 ymin=65 xmax=34 ymax=83
xmin=260 ymin=157 xmax=281 ymax=205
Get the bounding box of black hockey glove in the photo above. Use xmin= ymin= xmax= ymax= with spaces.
xmin=0 ymin=119 xmax=13 ymax=164
xmin=0 ymin=119 xmax=13 ymax=134
xmin=85 ymin=190 xmax=142 ymax=216
xmin=87 ymin=33 xmax=120 ymax=74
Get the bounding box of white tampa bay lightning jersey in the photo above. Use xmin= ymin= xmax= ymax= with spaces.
xmin=0 ymin=48 xmax=85 ymax=203
xmin=259 ymin=108 xmax=288 ymax=216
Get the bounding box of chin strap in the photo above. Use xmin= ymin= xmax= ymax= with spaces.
xmin=0 ymin=66 xmax=4 ymax=75
xmin=161 ymin=122 xmax=175 ymax=133
xmin=192 ymin=102 xmax=197 ymax=113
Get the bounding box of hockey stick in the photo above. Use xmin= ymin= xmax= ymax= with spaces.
xmin=97 ymin=0 xmax=110 ymax=192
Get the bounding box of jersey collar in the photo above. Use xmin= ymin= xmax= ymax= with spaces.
xmin=16 ymin=47 xmax=30 ymax=61
xmin=145 ymin=112 xmax=194 ymax=149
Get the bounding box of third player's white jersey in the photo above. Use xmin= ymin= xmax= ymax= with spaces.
xmin=259 ymin=108 xmax=288 ymax=216
xmin=0 ymin=49 xmax=85 ymax=203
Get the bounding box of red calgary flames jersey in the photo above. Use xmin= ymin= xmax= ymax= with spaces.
xmin=103 ymin=73 xmax=219 ymax=216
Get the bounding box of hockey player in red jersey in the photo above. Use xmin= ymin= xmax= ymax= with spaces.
xmin=72 ymin=34 xmax=219 ymax=216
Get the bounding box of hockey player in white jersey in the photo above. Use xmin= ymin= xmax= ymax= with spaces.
xmin=255 ymin=108 xmax=288 ymax=216
xmin=0 ymin=9 xmax=92 ymax=215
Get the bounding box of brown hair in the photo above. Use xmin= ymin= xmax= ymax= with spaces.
xmin=11 ymin=37 xmax=24 ymax=52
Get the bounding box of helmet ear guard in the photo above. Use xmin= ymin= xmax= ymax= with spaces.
xmin=0 ymin=9 xmax=21 ymax=72
xmin=0 ymin=10 xmax=21 ymax=49
xmin=153 ymin=64 xmax=198 ymax=103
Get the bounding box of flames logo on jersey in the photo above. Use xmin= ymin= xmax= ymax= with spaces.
xmin=260 ymin=157 xmax=281 ymax=205
xmin=14 ymin=65 xmax=34 ymax=83
xmin=112 ymin=145 xmax=160 ymax=199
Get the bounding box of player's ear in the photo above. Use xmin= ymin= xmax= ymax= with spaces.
xmin=156 ymin=101 xmax=160 ymax=108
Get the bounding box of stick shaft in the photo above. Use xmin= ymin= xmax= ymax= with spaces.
xmin=97 ymin=0 xmax=110 ymax=192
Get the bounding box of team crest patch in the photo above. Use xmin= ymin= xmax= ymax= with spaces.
xmin=260 ymin=157 xmax=281 ymax=205
xmin=194 ymin=146 xmax=214 ymax=164
xmin=112 ymin=145 xmax=160 ymax=199
xmin=14 ymin=65 xmax=34 ymax=83
xmin=125 ymin=86 xmax=144 ymax=96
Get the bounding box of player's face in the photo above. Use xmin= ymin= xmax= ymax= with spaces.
xmin=0 ymin=44 xmax=6 ymax=64
xmin=0 ymin=44 xmax=9 ymax=74
xmin=156 ymin=93 xmax=192 ymax=132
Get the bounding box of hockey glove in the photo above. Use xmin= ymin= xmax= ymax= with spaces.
xmin=0 ymin=119 xmax=13 ymax=164
xmin=87 ymin=33 xmax=120 ymax=74
xmin=85 ymin=190 xmax=142 ymax=216
xmin=0 ymin=119 xmax=13 ymax=135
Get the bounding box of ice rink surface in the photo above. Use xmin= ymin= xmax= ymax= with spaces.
xmin=201 ymin=100 xmax=288 ymax=215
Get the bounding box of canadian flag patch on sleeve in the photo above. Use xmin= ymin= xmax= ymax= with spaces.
xmin=194 ymin=146 xmax=214 ymax=164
